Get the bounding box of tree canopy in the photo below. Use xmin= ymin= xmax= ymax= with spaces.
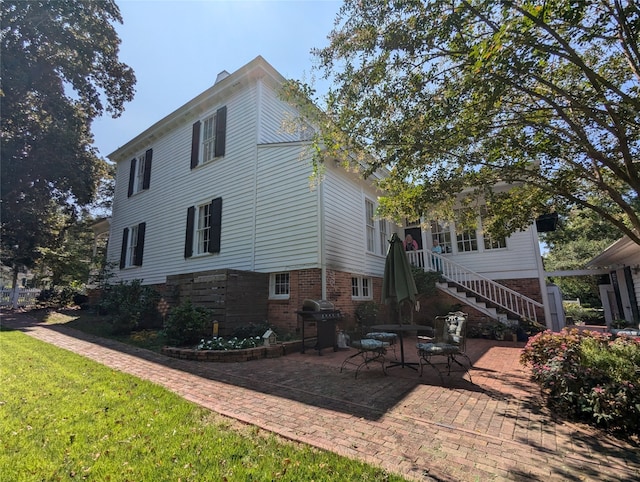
xmin=542 ymin=199 xmax=622 ymax=305
xmin=306 ymin=0 xmax=640 ymax=244
xmin=1 ymin=0 xmax=135 ymax=280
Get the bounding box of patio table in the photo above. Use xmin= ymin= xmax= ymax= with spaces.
xmin=371 ymin=324 xmax=434 ymax=370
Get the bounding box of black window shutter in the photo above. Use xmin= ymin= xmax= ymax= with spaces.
xmin=184 ymin=206 xmax=195 ymax=258
xmin=120 ymin=228 xmax=129 ymax=269
xmin=209 ymin=197 xmax=222 ymax=254
xmin=190 ymin=121 xmax=201 ymax=169
xmin=214 ymin=106 xmax=226 ymax=157
xmin=134 ymin=222 xmax=146 ymax=266
xmin=127 ymin=158 xmax=136 ymax=197
xmin=142 ymin=149 xmax=152 ymax=190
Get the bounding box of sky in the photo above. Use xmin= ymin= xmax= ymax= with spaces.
xmin=92 ymin=0 xmax=343 ymax=158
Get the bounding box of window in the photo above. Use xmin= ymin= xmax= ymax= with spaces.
xmin=351 ymin=276 xmax=372 ymax=299
xmin=455 ymin=210 xmax=479 ymax=253
xmin=119 ymin=222 xmax=146 ymax=268
xmin=270 ymin=272 xmax=290 ymax=299
xmin=378 ymin=219 xmax=388 ymax=255
xmin=196 ymin=203 xmax=212 ymax=254
xmin=456 ymin=228 xmax=478 ymax=252
xmin=365 ymin=199 xmax=375 ymax=252
xmin=480 ymin=208 xmax=506 ymax=250
xmin=127 ymin=149 xmax=152 ymax=196
xmin=126 ymin=224 xmax=138 ymax=267
xmin=184 ymin=198 xmax=222 ymax=258
xmin=430 ymin=220 xmax=452 ymax=253
xmin=190 ymin=106 xmax=227 ymax=168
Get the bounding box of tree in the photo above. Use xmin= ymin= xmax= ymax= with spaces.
xmin=0 ymin=1 xmax=135 ymax=291
xmin=542 ymin=200 xmax=622 ymax=305
xmin=305 ymin=0 xmax=640 ymax=244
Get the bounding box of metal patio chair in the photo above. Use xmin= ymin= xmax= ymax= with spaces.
xmin=416 ymin=311 xmax=472 ymax=383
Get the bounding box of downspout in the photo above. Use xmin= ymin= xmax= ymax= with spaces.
xmin=532 ymin=224 xmax=553 ymax=328
xmin=251 ymin=79 xmax=262 ymax=271
xmin=319 ymin=166 xmax=327 ymax=300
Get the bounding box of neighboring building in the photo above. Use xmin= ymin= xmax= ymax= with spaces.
xmin=106 ymin=56 xmax=551 ymax=335
xmin=587 ymin=235 xmax=640 ymax=326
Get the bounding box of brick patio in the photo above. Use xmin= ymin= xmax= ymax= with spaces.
xmin=2 ymin=310 xmax=638 ymax=481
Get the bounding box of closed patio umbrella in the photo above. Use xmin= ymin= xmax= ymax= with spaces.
xmin=382 ymin=233 xmax=418 ymax=323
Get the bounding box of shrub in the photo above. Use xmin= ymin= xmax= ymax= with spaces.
xmin=520 ymin=329 xmax=640 ymax=436
xmin=99 ymin=280 xmax=161 ymax=335
xmin=564 ymin=304 xmax=605 ymax=325
xmin=411 ymin=266 xmax=441 ymax=296
xmin=163 ymin=300 xmax=212 ymax=346
xmin=231 ymin=321 xmax=271 ymax=339
xmin=355 ymin=301 xmax=379 ymax=326
xmin=36 ymin=286 xmax=84 ymax=308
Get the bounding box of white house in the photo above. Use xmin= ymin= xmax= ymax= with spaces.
xmin=587 ymin=235 xmax=640 ymax=326
xmin=106 ymin=56 xmax=551 ymax=335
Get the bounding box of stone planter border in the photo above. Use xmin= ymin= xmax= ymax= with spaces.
xmin=161 ymin=340 xmax=303 ymax=362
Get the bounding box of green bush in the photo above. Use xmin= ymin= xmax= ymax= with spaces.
xmin=163 ymin=300 xmax=212 ymax=346
xmin=564 ymin=303 xmax=605 ymax=325
xmin=36 ymin=286 xmax=84 ymax=308
xmin=411 ymin=266 xmax=440 ymax=296
xmin=520 ymin=329 xmax=640 ymax=436
xmin=99 ymin=280 xmax=161 ymax=335
xmin=231 ymin=321 xmax=271 ymax=339
xmin=355 ymin=301 xmax=379 ymax=326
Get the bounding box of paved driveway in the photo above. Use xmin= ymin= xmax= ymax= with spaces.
xmin=2 ymin=311 xmax=639 ymax=481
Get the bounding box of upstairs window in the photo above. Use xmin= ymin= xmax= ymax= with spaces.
xmin=119 ymin=222 xmax=146 ymax=268
xmin=184 ymin=198 xmax=222 ymax=258
xmin=127 ymin=149 xmax=152 ymax=196
xmin=378 ymin=219 xmax=389 ymax=255
xmin=365 ymin=199 xmax=375 ymax=252
xmin=430 ymin=220 xmax=452 ymax=254
xmin=480 ymin=208 xmax=507 ymax=250
xmin=191 ymin=106 xmax=227 ymax=168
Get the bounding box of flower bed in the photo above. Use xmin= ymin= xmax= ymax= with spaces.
xmin=162 ymin=340 xmax=303 ymax=362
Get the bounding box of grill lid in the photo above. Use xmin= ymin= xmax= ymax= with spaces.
xmin=302 ymin=299 xmax=335 ymax=312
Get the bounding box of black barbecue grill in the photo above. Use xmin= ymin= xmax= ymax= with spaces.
xmin=297 ymin=299 xmax=341 ymax=355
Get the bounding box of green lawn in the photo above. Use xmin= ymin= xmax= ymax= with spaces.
xmin=0 ymin=328 xmax=404 ymax=481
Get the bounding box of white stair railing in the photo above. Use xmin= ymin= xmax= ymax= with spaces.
xmin=406 ymin=250 xmax=543 ymax=323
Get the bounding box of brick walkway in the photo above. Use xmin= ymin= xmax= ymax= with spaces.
xmin=2 ymin=310 xmax=639 ymax=481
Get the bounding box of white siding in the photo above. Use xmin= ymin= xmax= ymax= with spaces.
xmin=107 ymin=83 xmax=261 ymax=284
xmin=441 ymin=228 xmax=542 ymax=280
xmin=323 ymin=165 xmax=389 ymax=277
xmin=253 ymin=144 xmax=319 ymax=272
xmin=258 ymin=81 xmax=310 ymax=145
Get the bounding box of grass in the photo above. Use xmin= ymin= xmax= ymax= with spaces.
xmin=0 ymin=327 xmax=405 ymax=481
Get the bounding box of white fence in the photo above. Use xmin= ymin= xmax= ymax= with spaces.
xmin=0 ymin=288 xmax=41 ymax=308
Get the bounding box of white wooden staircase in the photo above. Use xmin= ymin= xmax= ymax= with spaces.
xmin=406 ymin=250 xmax=543 ymax=323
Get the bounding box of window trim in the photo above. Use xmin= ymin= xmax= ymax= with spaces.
xmin=351 ymin=276 xmax=373 ymax=300
xmin=365 ymin=199 xmax=375 ymax=253
xmin=184 ymin=198 xmax=222 ymax=258
xmin=190 ymin=106 xmax=227 ymax=169
xmin=269 ymin=272 xmax=290 ymax=300
xmin=119 ymin=222 xmax=146 ymax=269
xmin=127 ymin=148 xmax=152 ymax=197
